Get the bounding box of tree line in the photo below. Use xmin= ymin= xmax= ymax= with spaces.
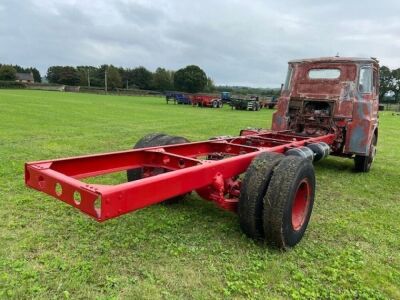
xmin=2 ymin=62 xmax=398 ymax=99
xmin=0 ymin=63 xmax=214 ymax=93
xmin=46 ymin=65 xmax=215 ymax=93
xmin=379 ymin=66 xmax=400 ymax=103
xmin=0 ymin=64 xmax=41 ymax=82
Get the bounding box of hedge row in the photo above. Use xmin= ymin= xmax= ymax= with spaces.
xmin=0 ymin=81 xmax=26 ymax=89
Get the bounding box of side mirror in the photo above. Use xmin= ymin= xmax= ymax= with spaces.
xmin=280 ymin=83 xmax=284 ymax=95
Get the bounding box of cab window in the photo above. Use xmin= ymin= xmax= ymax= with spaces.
xmin=308 ymin=69 xmax=341 ymax=79
xmin=359 ymin=66 xmax=372 ymax=93
xmin=283 ymin=66 xmax=293 ymax=90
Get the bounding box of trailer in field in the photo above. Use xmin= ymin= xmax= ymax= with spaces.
xmin=165 ymin=91 xmax=192 ymax=105
xmin=191 ymin=94 xmax=223 ymax=108
xmin=25 ymin=57 xmax=379 ymax=249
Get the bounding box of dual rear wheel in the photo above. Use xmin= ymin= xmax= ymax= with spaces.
xmin=239 ymin=152 xmax=315 ymax=249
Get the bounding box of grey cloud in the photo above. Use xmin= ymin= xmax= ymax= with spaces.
xmin=0 ymin=0 xmax=399 ymax=87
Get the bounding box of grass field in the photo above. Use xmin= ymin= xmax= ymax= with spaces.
xmin=0 ymin=90 xmax=399 ymax=299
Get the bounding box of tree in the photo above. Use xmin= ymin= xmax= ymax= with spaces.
xmin=152 ymin=67 xmax=174 ymax=91
xmin=76 ymin=66 xmax=98 ymax=86
xmin=120 ymin=68 xmax=135 ymax=89
xmin=47 ymin=66 xmax=63 ymax=83
xmin=47 ymin=66 xmax=80 ymax=85
xmin=29 ymin=68 xmax=41 ymax=83
xmin=59 ymin=67 xmax=80 ymax=85
xmin=379 ymin=66 xmax=393 ymax=100
xmin=174 ymin=65 xmax=207 ymax=93
xmin=0 ymin=65 xmax=17 ymax=81
xmin=91 ymin=66 xmax=106 ymax=87
xmin=203 ymin=77 xmax=215 ymax=93
xmin=106 ymin=65 xmax=122 ymax=90
xmin=131 ymin=66 xmax=153 ymax=90
xmin=391 ymin=68 xmax=400 ymax=103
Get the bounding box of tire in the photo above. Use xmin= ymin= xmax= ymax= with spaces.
xmin=239 ymin=152 xmax=284 ymax=240
xmin=212 ymin=100 xmax=218 ymax=108
xmin=263 ymin=156 xmax=315 ymax=249
xmin=127 ymin=133 xmax=167 ymax=182
xmin=354 ymin=134 xmax=377 ymax=172
xmin=127 ymin=133 xmax=190 ymax=204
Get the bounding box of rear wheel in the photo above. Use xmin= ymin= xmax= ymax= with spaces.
xmin=127 ymin=133 xmax=190 ymax=204
xmin=238 ymin=152 xmax=284 ymax=240
xmin=354 ymin=134 xmax=377 ymax=172
xmin=263 ymin=156 xmax=315 ymax=249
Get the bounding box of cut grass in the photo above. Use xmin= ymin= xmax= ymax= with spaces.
xmin=0 ymin=89 xmax=399 ymax=299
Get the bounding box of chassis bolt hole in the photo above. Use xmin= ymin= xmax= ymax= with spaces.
xmin=178 ymin=159 xmax=185 ymax=168
xmin=73 ymin=191 xmax=82 ymax=205
xmin=55 ymin=183 xmax=63 ymax=196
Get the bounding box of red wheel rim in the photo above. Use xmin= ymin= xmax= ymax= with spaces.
xmin=291 ymin=179 xmax=310 ymax=231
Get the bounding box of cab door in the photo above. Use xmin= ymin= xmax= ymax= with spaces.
xmin=345 ymin=64 xmax=375 ymax=155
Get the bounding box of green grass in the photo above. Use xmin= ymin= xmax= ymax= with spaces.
xmin=0 ymin=89 xmax=399 ymax=299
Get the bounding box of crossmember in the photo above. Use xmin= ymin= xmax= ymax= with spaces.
xmin=25 ymin=131 xmax=335 ymax=221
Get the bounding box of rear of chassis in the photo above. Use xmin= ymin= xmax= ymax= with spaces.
xmin=25 ymin=130 xmax=335 ymax=249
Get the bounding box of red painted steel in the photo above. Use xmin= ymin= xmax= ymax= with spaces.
xmin=25 ymin=132 xmax=335 ymax=222
xmin=291 ymin=178 xmax=311 ymax=230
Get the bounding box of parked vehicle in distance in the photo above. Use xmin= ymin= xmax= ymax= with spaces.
xmin=191 ymin=94 xmax=223 ymax=108
xmin=259 ymin=96 xmax=278 ymax=109
xmin=230 ymin=96 xmax=261 ymax=111
xmin=220 ymin=91 xmax=231 ymax=103
xmin=165 ymin=91 xmax=192 ymax=105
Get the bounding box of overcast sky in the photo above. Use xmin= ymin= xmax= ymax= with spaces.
xmin=1 ymin=0 xmax=399 ymax=87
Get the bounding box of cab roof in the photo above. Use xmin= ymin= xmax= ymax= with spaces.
xmin=289 ymin=56 xmax=379 ymax=65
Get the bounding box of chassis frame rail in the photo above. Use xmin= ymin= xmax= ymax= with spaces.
xmin=25 ymin=131 xmax=335 ymax=221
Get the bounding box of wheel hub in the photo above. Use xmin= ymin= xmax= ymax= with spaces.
xmin=291 ymin=179 xmax=310 ymax=231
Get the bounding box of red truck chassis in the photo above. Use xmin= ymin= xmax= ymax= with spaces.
xmin=26 ymin=57 xmax=378 ymax=248
xmin=25 ymin=131 xmax=334 ymax=222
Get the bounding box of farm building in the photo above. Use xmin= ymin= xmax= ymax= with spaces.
xmin=15 ymin=72 xmax=34 ymax=83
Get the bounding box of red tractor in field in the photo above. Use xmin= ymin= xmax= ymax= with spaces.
xmin=25 ymin=57 xmax=379 ymax=249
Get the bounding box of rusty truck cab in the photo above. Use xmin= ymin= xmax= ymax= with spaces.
xmin=272 ymin=57 xmax=379 ymax=171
